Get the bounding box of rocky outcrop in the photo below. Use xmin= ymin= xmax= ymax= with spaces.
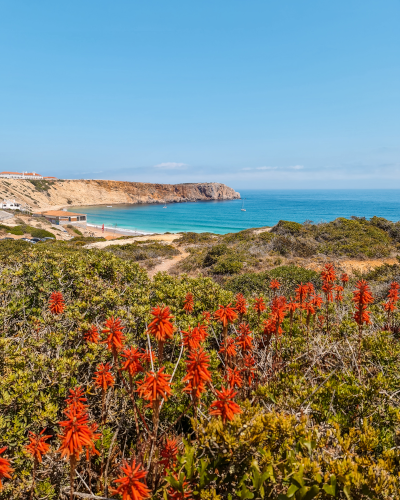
xmin=0 ymin=179 xmax=240 ymax=211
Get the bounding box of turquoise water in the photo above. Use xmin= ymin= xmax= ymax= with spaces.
xmin=71 ymin=190 xmax=400 ymax=235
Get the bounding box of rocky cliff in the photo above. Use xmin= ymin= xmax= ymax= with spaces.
xmin=0 ymin=179 xmax=240 ymax=211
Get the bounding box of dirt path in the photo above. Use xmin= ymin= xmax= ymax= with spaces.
xmin=148 ymin=250 xmax=189 ymax=278
xmin=84 ymin=234 xmax=180 ymax=249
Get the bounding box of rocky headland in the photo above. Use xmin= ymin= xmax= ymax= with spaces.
xmin=0 ymin=179 xmax=240 ymax=211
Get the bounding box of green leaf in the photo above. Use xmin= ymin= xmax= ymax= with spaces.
xmin=286 ymin=483 xmax=299 ymax=497
xmin=323 ymin=475 xmax=337 ymax=497
xmin=343 ymin=485 xmax=352 ymax=500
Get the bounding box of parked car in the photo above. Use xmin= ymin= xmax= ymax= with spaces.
xmin=21 ymin=238 xmax=34 ymax=243
xmin=0 ymin=237 xmax=13 ymax=240
xmin=30 ymin=238 xmax=41 ymax=242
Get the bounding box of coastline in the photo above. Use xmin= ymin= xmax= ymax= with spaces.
xmin=85 ymin=223 xmax=155 ymax=239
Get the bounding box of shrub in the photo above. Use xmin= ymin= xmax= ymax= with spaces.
xmin=212 ymin=256 xmax=243 ymax=274
xmin=203 ymin=244 xmax=228 ymax=267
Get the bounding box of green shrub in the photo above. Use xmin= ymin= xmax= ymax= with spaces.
xmin=203 ymin=244 xmax=228 ymax=267
xmin=271 ymin=220 xmax=303 ymax=234
xmin=212 ymin=256 xmax=243 ymax=274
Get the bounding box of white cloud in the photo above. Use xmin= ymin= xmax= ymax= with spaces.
xmin=290 ymin=165 xmax=304 ymax=170
xmin=154 ymin=162 xmax=188 ymax=170
xmin=257 ymin=166 xmax=278 ymax=170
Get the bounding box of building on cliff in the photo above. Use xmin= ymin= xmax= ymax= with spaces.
xmin=0 ymin=171 xmax=58 ymax=180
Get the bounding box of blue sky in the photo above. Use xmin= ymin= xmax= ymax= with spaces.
xmin=0 ymin=1 xmax=399 ymax=189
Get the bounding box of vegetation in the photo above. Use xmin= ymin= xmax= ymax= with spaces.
xmin=175 ymin=217 xmax=400 ymax=278
xmin=27 ymin=179 xmax=55 ymax=192
xmin=0 ymin=223 xmax=55 ymax=238
xmin=67 ymin=224 xmax=83 ymax=236
xmin=105 ymin=241 xmax=180 ymax=268
xmin=0 ymin=233 xmax=399 ymax=499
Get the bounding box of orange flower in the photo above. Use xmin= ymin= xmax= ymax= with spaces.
xmin=25 ymin=430 xmax=51 ymax=463
xmin=112 ymin=459 xmax=150 ymax=500
xmin=321 ymin=263 xmax=336 ymax=283
xmin=102 ymin=316 xmax=125 ymax=353
xmin=202 ymin=311 xmax=211 ymax=323
xmin=0 ymin=447 xmax=13 ymax=489
xmin=209 ymin=386 xmax=242 ymax=423
xmin=295 ymin=283 xmax=309 ymax=308
xmin=236 ymin=323 xmax=253 ymax=352
xmin=322 ymin=282 xmax=334 ymax=302
xmin=183 ymin=293 xmax=194 ymax=314
xmin=214 ymin=304 xmax=238 ymax=327
xmin=49 ymin=291 xmax=65 ymax=315
xmin=137 ymin=367 xmax=172 ymax=403
xmin=334 ymin=285 xmax=344 ymax=303
xmin=148 ymin=306 xmax=174 ymax=342
xmin=93 ymin=362 xmax=115 ymax=391
xmin=311 ymin=295 xmax=323 ymax=308
xmin=193 ymin=323 xmax=208 ymax=342
xmin=270 ymin=279 xmax=280 ymax=290
xmin=219 ymin=337 xmax=237 ymax=358
xmin=384 ymin=281 xmax=400 ymax=312
xmin=84 ymin=325 xmax=99 ymax=344
xmin=58 ymin=406 xmax=96 ymax=459
xmin=65 ymin=386 xmax=88 ymax=412
xmin=224 ymin=367 xmax=243 ymax=389
xmin=121 ymin=347 xmax=144 ymax=376
xmin=353 ymin=280 xmax=374 ymax=326
xmin=253 ymin=297 xmax=266 ymax=315
xmin=287 ymin=299 xmax=299 ymax=314
xmin=182 ymin=348 xmax=211 ymax=398
xmin=263 ymin=296 xmax=287 ymax=337
xmin=160 ymin=438 xmax=179 ymax=471
xmin=341 ymin=273 xmax=349 ymax=286
xmin=242 ymin=354 xmax=256 ymax=385
xmin=182 ymin=327 xmax=201 ymax=351
xmin=306 ymin=282 xmax=315 ymax=295
xmin=235 ymin=293 xmax=247 ymax=315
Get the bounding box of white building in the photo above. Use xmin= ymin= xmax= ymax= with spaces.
xmin=0 ymin=199 xmax=22 ymax=210
xmin=0 ymin=171 xmax=44 ymax=180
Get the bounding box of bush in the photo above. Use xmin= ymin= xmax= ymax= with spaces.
xmin=212 ymin=256 xmax=243 ymax=275
xmin=203 ymin=244 xmax=228 ymax=267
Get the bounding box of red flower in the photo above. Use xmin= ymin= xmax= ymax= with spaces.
xmin=93 ymin=362 xmax=115 ymax=391
xmin=219 ymin=337 xmax=237 ymax=358
xmin=235 ymin=293 xmax=247 ymax=315
xmin=311 ymin=295 xmax=324 ymax=308
xmin=148 ymin=306 xmax=174 ymax=342
xmin=193 ymin=323 xmax=208 ymax=342
xmin=102 ymin=316 xmax=125 ymax=353
xmin=121 ymin=347 xmax=144 ymax=376
xmin=224 ymin=367 xmax=243 ymax=389
xmin=270 ymin=279 xmax=280 ymax=290
xmin=160 ymin=438 xmax=179 ymax=471
xmin=182 ymin=327 xmax=201 ymax=351
xmin=242 ymin=354 xmax=256 ymax=385
xmin=384 ymin=282 xmax=400 ymax=312
xmin=137 ymin=367 xmax=172 ymax=403
xmin=235 ymin=323 xmax=253 ymax=352
xmin=183 ymin=293 xmax=194 ymax=313
xmin=295 ymin=283 xmax=309 ymax=308
xmin=0 ymin=447 xmax=13 ymax=489
xmin=49 ymin=292 xmax=65 ymax=315
xmin=353 ymin=280 xmax=374 ymax=326
xmin=112 ymin=459 xmax=150 ymax=500
xmin=322 ymin=282 xmax=334 ymax=303
xmin=58 ymin=406 xmax=96 ymax=459
xmin=253 ymin=297 xmax=266 ymax=315
xmin=25 ymin=429 xmax=51 ymax=463
xmin=182 ymin=348 xmax=211 ymax=398
xmin=263 ymin=296 xmax=287 ymax=336
xmin=202 ymin=311 xmax=211 ymax=323
xmin=209 ymin=386 xmax=242 ymax=423
xmin=341 ymin=273 xmax=349 ymax=286
xmin=334 ymin=285 xmax=344 ymax=303
xmin=214 ymin=304 xmax=238 ymax=326
xmin=304 ymin=301 xmax=316 ymax=316
xmin=321 ymin=263 xmax=336 ymax=283
xmin=287 ymin=300 xmax=300 ymax=314
xmin=65 ymin=386 xmax=88 ymax=412
xmin=306 ymin=282 xmax=315 ymax=296
xmin=84 ymin=325 xmax=99 ymax=344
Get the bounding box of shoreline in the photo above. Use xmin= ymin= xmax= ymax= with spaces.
xmin=87 ymin=223 xmax=154 ymax=237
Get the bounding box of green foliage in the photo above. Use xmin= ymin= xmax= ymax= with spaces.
xmin=105 ymin=241 xmax=180 ymax=263
xmin=176 ymin=232 xmax=217 ymax=246
xmin=27 ymin=179 xmax=55 ymax=192
xmin=0 ymin=224 xmax=55 ymax=238
xmin=67 ymin=224 xmax=83 ymax=235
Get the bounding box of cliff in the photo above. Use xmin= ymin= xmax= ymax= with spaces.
xmin=0 ymin=179 xmax=240 ymax=211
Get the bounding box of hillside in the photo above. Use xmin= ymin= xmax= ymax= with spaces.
xmin=0 ymin=179 xmax=240 ymax=210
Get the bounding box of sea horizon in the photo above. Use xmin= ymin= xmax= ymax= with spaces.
xmin=71 ymin=189 xmax=400 ymax=235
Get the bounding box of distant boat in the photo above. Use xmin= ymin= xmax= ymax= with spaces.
xmin=163 ymin=204 xmax=167 ymax=209
xmin=241 ymin=199 xmax=246 ymax=212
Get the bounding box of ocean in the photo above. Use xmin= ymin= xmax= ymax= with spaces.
xmin=71 ymin=189 xmax=400 ymax=235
